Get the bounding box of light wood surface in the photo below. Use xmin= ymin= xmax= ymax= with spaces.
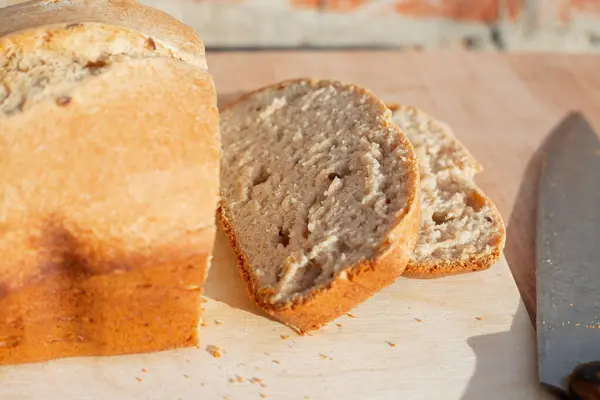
xmin=2 ymin=51 xmax=594 ymax=399
xmin=0 ymin=229 xmax=542 ymax=399
xmin=209 ymin=51 xmax=600 ymax=320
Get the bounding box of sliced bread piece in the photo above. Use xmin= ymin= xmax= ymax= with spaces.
xmin=388 ymin=104 xmax=505 ymax=278
xmin=219 ymin=79 xmax=420 ymax=332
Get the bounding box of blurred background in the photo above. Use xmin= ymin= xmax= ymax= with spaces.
xmin=2 ymin=0 xmax=600 ymax=52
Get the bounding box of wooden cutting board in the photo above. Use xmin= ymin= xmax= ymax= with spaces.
xmin=3 ymin=51 xmax=593 ymax=399
xmin=0 ymin=229 xmax=539 ymax=400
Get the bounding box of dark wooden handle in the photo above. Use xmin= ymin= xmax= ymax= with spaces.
xmin=569 ymin=362 xmax=600 ymax=400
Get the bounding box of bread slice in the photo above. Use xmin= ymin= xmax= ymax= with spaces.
xmin=388 ymin=104 xmax=505 ymax=278
xmin=219 ymin=79 xmax=420 ymax=332
xmin=0 ymin=1 xmax=218 ymax=365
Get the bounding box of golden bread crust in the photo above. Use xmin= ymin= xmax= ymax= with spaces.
xmin=0 ymin=48 xmax=219 ymax=364
xmin=0 ymin=0 xmax=206 ymax=68
xmin=0 ymin=57 xmax=219 ymax=292
xmin=0 ymin=251 xmax=211 ymax=365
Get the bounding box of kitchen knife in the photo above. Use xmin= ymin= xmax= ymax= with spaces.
xmin=537 ymin=112 xmax=600 ymax=400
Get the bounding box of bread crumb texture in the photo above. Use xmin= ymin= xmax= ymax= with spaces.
xmin=220 ymin=80 xmax=418 ymax=307
xmin=389 ymin=104 xmax=505 ymax=276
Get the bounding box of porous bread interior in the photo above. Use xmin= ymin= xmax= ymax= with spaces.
xmin=0 ymin=23 xmax=179 ymax=116
xmin=220 ymin=81 xmax=415 ymax=305
xmin=390 ymin=105 xmax=504 ymax=266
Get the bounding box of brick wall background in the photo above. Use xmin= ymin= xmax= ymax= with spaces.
xmin=2 ymin=0 xmax=600 ymax=52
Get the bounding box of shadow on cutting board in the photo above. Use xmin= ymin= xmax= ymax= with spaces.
xmin=461 ymin=302 xmax=540 ymax=400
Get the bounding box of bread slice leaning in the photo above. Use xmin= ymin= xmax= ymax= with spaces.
xmin=219 ymin=79 xmax=420 ymax=332
xmin=388 ymin=104 xmax=505 ymax=278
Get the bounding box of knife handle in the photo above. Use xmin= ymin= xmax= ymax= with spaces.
xmin=568 ymin=362 xmax=600 ymax=400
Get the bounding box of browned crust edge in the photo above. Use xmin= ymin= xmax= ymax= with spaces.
xmin=386 ymin=103 xmax=506 ymax=278
xmin=0 ymin=0 xmax=206 ymax=69
xmin=403 ymin=244 xmax=503 ymax=278
xmin=218 ymin=79 xmax=421 ymax=332
xmin=404 ymin=184 xmax=506 ymax=278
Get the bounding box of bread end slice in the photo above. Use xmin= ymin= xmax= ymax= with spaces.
xmin=219 ymin=80 xmax=420 ymax=331
xmin=388 ymin=103 xmax=505 ymax=278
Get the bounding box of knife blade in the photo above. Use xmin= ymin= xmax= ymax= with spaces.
xmin=537 ymin=112 xmax=600 ymax=399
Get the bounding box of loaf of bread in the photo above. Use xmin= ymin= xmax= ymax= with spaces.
xmin=218 ymin=79 xmax=420 ymax=332
xmin=388 ymin=104 xmax=505 ymax=278
xmin=0 ymin=0 xmax=219 ymax=365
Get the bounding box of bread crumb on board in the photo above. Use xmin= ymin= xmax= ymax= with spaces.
xmin=141 ymin=368 xmax=149 ymax=373
xmin=135 ymin=377 xmax=143 ymax=383
xmin=336 ymin=323 xmax=343 ymax=327
xmin=260 ymin=394 xmax=268 ymax=398
xmin=280 ymin=334 xmax=289 ymax=340
xmin=207 ymin=345 xmax=223 ymax=358
xmin=273 ymin=360 xmax=281 ymax=364
xmin=386 ymin=341 xmax=396 ymax=347
xmin=475 ymin=317 xmax=483 ymax=321
xmin=346 ymin=313 xmax=356 ymax=318
xmin=214 ymin=320 xmax=223 ymax=326
xmin=414 ymin=318 xmax=423 ymax=323
xmin=183 ymin=374 xmax=190 ymax=379
xmin=319 ymin=353 xmax=334 ymax=360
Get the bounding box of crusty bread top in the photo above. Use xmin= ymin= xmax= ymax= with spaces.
xmin=220 ymin=79 xmax=419 ymax=306
xmin=388 ymin=104 xmax=505 ymax=276
xmin=0 ymin=22 xmax=184 ymax=117
xmin=0 ymin=57 xmax=219 ymax=294
xmin=0 ymin=0 xmax=206 ymax=68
